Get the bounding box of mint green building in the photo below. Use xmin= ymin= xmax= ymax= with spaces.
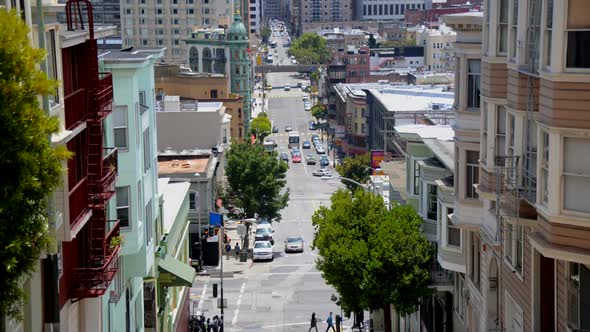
xmin=100 ymin=47 xmax=165 ymax=331
xmin=185 ymin=9 xmax=252 ymax=133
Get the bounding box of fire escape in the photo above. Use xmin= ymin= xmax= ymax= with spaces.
xmin=65 ymin=0 xmax=120 ymax=299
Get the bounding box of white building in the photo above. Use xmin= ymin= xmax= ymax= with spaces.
xmin=414 ymin=23 xmax=456 ymax=71
xmin=359 ymin=0 xmax=426 ymax=21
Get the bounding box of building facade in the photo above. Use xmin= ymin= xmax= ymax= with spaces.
xmin=185 ymin=12 xmax=252 ymax=134
xmin=358 ymin=0 xmax=425 ymax=21
xmin=119 ymin=0 xmax=235 ymax=62
xmin=414 ymin=23 xmax=457 ymax=72
xmin=100 ymin=47 xmax=164 ymax=331
xmin=297 ymin=0 xmax=353 ymax=30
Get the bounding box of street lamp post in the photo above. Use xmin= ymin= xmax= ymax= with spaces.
xmin=320 ymin=175 xmax=369 ymax=192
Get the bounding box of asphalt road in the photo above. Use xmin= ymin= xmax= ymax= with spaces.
xmin=195 ymin=73 xmax=349 ymax=332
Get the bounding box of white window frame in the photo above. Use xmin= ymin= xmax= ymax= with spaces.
xmin=46 ymin=29 xmax=60 ymax=107
xmin=189 ymin=191 xmax=199 ymax=211
xmin=561 ymin=136 xmax=590 ymax=216
xmin=465 ymin=150 xmax=480 ymax=199
xmin=114 ymin=105 xmax=129 ymax=150
xmin=410 ymin=158 xmax=421 ymax=196
xmin=116 ymin=186 xmax=131 ymax=229
xmin=564 ymin=0 xmax=590 ymax=72
xmin=503 ymin=220 xmax=523 ymax=277
xmin=145 ymin=199 xmax=153 ymax=247
xmin=143 ymin=128 xmax=151 ymax=173
xmin=498 ymin=0 xmax=509 ymax=55
xmin=496 ymin=106 xmax=507 ymax=159
xmin=470 ymin=233 xmax=481 ymax=288
xmin=509 ymin=0 xmax=519 ymax=61
xmin=467 ymin=59 xmax=481 ymax=110
xmin=539 ymin=130 xmax=549 ymax=206
xmin=481 ymin=103 xmax=488 ymax=165
xmin=422 ymin=182 xmax=438 ymax=222
xmin=542 ymin=0 xmax=553 ymax=68
xmin=441 ymin=205 xmax=461 ymax=251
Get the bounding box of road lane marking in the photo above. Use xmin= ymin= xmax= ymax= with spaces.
xmin=231 ymin=280 xmax=247 ymax=325
xmin=196 ymin=281 xmax=208 ymax=315
xmin=259 ymin=272 xmax=322 ymax=275
xmin=260 ymin=322 xmax=310 ymax=328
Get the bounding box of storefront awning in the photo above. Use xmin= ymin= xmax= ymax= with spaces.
xmin=158 ymin=255 xmax=196 ymax=287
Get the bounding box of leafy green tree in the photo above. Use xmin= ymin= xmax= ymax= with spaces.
xmin=310 ymin=68 xmax=321 ymax=86
xmin=368 ymin=33 xmax=380 ymax=48
xmin=335 ymin=153 xmax=372 ymax=191
xmin=261 ymin=26 xmax=272 ymax=43
xmin=289 ymin=33 xmax=331 ymax=64
xmin=220 ymin=141 xmax=289 ymax=222
xmin=0 ymin=9 xmax=68 ymax=320
xmin=250 ymin=112 xmax=272 ymax=141
xmin=312 ymin=190 xmax=432 ymax=327
xmin=310 ymin=103 xmax=327 ymax=121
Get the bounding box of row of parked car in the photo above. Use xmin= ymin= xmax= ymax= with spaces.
xmin=252 ymin=219 xmax=305 ymax=262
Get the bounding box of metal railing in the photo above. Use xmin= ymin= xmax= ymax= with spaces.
xmin=68 ymin=177 xmax=89 ymax=230
xmin=64 ymin=88 xmax=87 ymax=130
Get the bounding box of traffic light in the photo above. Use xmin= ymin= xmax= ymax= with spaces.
xmin=213 ymin=283 xmax=218 ymax=298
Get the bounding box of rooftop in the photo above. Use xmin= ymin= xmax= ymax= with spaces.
xmin=159 ymin=179 xmax=191 ymax=233
xmin=395 ymin=124 xmax=454 ymax=170
xmin=368 ymin=86 xmax=454 ymax=112
xmin=99 ymin=47 xmax=165 ymax=63
xmin=156 ymin=97 xmax=224 ymax=113
xmin=158 ymin=157 xmax=209 ymax=175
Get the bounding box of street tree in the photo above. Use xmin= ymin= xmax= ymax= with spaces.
xmin=220 ymin=141 xmax=289 ymax=222
xmin=289 ymin=33 xmax=330 ymax=64
xmin=0 ymin=9 xmax=69 ymax=320
xmin=367 ymin=33 xmax=380 ymax=48
xmin=335 ymin=153 xmax=372 ymax=191
xmin=312 ymin=190 xmax=432 ymax=328
xmin=310 ymin=68 xmax=321 ymax=86
xmin=261 ymin=26 xmax=272 ymax=43
xmin=310 ymin=103 xmax=327 ymax=121
xmin=250 ymin=112 xmax=272 ymax=141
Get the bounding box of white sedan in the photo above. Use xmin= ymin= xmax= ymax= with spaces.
xmin=313 ymin=169 xmax=332 ymax=177
xmin=284 ymin=237 xmax=304 ymax=253
xmin=253 ymin=241 xmax=274 ymax=261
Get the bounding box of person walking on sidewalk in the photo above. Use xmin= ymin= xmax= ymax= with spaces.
xmin=325 ymin=312 xmax=336 ymax=332
xmin=225 ymin=243 xmax=231 ymax=260
xmin=308 ymin=312 xmax=318 ymax=332
xmin=234 ymin=243 xmax=240 ymax=260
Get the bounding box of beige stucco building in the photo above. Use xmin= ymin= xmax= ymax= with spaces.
xmin=415 ymin=24 xmax=457 ymax=72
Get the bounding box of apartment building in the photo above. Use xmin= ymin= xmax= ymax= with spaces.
xmin=446 ymin=0 xmax=590 ymax=330
xmin=100 ymin=47 xmax=165 ymax=331
xmin=358 ymin=0 xmax=425 ymax=21
xmin=247 ymin=0 xmax=262 ymax=35
xmin=298 ymin=0 xmax=353 ymax=26
xmin=414 ymin=23 xmax=457 ymax=71
xmin=120 ymin=0 xmax=235 ymax=62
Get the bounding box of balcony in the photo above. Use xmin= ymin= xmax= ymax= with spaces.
xmin=429 ymin=261 xmax=453 ymax=288
xmin=69 ymin=177 xmax=90 ymax=231
xmin=92 ymin=73 xmax=113 ymax=120
xmin=64 ymin=88 xmax=87 ymax=131
xmin=72 ymin=220 xmax=121 ymax=298
xmin=99 ymin=147 xmax=118 ymax=193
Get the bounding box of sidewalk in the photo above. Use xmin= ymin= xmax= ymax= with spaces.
xmin=197 ymin=220 xmax=254 ymax=277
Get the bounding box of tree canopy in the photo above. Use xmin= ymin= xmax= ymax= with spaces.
xmin=335 ymin=153 xmax=372 ymax=191
xmin=261 ymin=26 xmax=272 ymax=43
xmin=367 ymin=33 xmax=380 ymax=48
xmin=310 ymin=103 xmax=327 ymax=121
xmin=0 ymin=9 xmax=68 ymax=320
xmin=250 ymin=112 xmax=272 ymax=140
xmin=312 ymin=189 xmax=432 ymax=321
xmin=220 ymin=141 xmax=289 ymax=222
xmin=288 ymin=33 xmax=331 ymax=64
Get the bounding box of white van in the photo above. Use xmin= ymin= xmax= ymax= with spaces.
xmin=254 ymin=223 xmax=275 ymax=244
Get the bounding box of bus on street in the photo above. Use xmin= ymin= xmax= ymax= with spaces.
xmin=288 ymin=131 xmax=300 ymax=149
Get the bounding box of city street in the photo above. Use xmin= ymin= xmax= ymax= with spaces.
xmin=193 ymin=73 xmax=349 ymax=331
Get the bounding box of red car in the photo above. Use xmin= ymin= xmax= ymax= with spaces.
xmin=292 ymin=153 xmax=302 ymax=163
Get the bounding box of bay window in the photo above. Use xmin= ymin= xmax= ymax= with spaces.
xmin=467 ymin=60 xmax=480 ymax=109
xmin=510 ymin=0 xmax=518 ymax=60
xmin=496 ymin=106 xmax=506 ymax=159
xmin=504 ymin=221 xmax=523 ymax=275
xmin=498 ymin=0 xmax=509 ymax=54
xmin=543 ymin=0 xmax=553 ymax=67
xmin=426 ymin=184 xmax=437 ymax=221
xmin=540 ymin=131 xmax=549 ymax=205
xmin=567 ymin=262 xmax=590 ymax=330
xmin=466 ymin=150 xmax=480 ymax=199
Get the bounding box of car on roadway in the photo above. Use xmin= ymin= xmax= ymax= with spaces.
xmin=255 ymin=224 xmax=275 ymax=245
xmin=285 ymin=126 xmax=292 ymax=132
xmin=297 ymin=82 xmax=302 ymax=88
xmin=291 ymin=59 xmax=298 ymax=64
xmin=302 ymin=141 xmax=311 ymax=149
xmin=311 ymin=134 xmax=319 ymax=141
xmin=253 ymin=241 xmax=274 ymax=261
xmin=309 ymin=122 xmax=317 ymax=130
xmin=304 ymin=104 xmax=311 ymax=111
xmin=313 ymin=169 xmax=332 ymax=177
xmin=272 ymin=126 xmax=279 ymax=133
xmin=292 ymin=153 xmax=302 ymax=163
xmin=279 ymin=152 xmax=289 ymax=162
xmin=284 ymin=237 xmax=304 ymax=253
xmin=284 ymin=84 xmax=291 ymax=91
xmin=320 ymin=155 xmax=330 ymax=167
xmin=316 ymin=145 xmax=326 ymax=154
xmin=291 ymin=147 xmax=300 ymax=155
xmin=306 ymin=154 xmax=316 ymax=165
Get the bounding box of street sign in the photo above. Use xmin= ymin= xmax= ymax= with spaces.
xmin=209 ymin=212 xmax=223 ymax=227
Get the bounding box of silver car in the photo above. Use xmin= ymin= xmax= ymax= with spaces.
xmin=284 ymin=237 xmax=304 ymax=253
